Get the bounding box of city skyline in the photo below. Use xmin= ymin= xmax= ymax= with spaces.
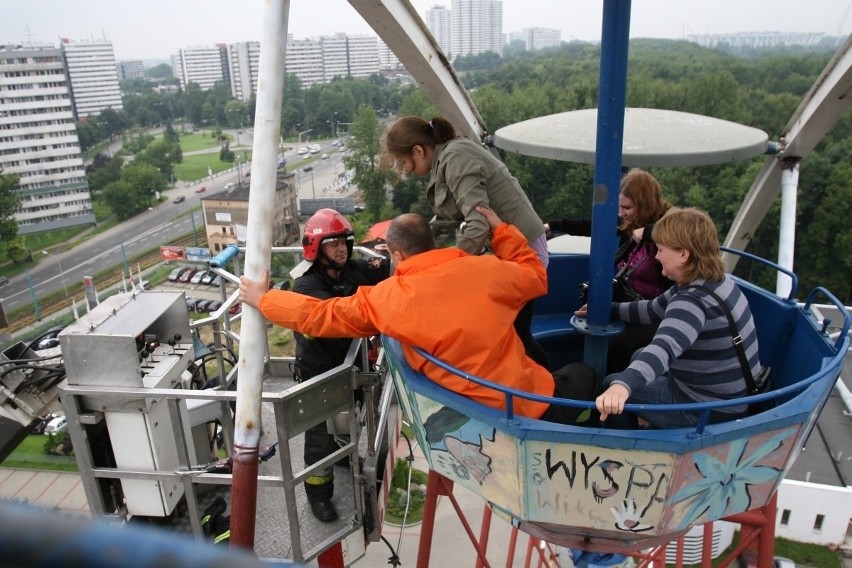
xmin=1 ymin=0 xmax=850 ymax=61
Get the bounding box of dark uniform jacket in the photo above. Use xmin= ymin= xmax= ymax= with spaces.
xmin=292 ymin=257 xmax=389 ymax=378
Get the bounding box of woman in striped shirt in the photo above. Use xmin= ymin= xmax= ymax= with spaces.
xmin=588 ymin=207 xmax=762 ymax=429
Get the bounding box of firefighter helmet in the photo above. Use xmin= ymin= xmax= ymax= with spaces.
xmin=301 ymin=208 xmax=355 ymax=262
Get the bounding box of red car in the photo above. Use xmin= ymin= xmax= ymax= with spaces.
xmin=178 ymin=269 xmax=197 ymax=283
xmin=195 ymin=186 xmax=206 ymax=193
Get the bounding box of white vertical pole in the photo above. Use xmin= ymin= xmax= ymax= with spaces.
xmin=776 ymin=159 xmax=800 ymax=298
xmin=229 ymin=0 xmax=290 ymax=550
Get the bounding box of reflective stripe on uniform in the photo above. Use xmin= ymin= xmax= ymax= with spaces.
xmin=305 ymin=473 xmax=334 ymax=486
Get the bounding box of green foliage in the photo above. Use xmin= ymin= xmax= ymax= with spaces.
xmin=147 ymin=63 xmax=174 ymax=79
xmin=344 ymin=106 xmax=393 ymax=221
xmin=103 ymin=162 xmax=164 ymax=220
xmin=123 ymin=132 xmax=155 ymax=154
xmin=391 ymin=174 xmax=428 ymax=215
xmin=0 ymin=168 xmax=21 ymax=244
xmin=384 ymin=458 xmax=427 ymax=525
xmin=173 ymin=153 xmax=234 ymax=181
xmin=219 ymin=142 xmax=235 ymax=162
xmin=4 ymin=236 xmax=29 ymax=264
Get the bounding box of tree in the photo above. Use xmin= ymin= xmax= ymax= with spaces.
xmin=103 ymin=162 xmax=165 ymax=220
xmin=97 ymin=107 xmax=130 ymax=139
xmin=0 ymin=169 xmax=21 ymax=247
xmin=5 ymin=236 xmax=29 ymax=264
xmin=219 ymin=143 xmax=235 ymax=162
xmin=137 ymin=139 xmax=182 ymax=181
xmin=224 ymin=100 xmax=248 ymax=128
xmin=147 ymin=63 xmax=174 ymax=79
xmin=343 ymin=106 xmax=391 ymax=221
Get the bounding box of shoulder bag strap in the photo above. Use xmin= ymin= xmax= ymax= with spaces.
xmin=689 ymin=284 xmax=757 ymax=393
xmin=614 ymin=237 xmax=635 ymax=264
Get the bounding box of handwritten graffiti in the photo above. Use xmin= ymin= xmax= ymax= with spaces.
xmin=530 ymin=449 xmax=669 ymax=531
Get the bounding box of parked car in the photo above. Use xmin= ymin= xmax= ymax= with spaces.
xmin=209 ymin=275 xmax=221 ymax=287
xmin=206 ymin=300 xmax=223 ymax=313
xmin=297 ymin=147 xmax=308 ymax=155
xmin=43 ymin=415 xmax=68 ymax=436
xmin=196 ymin=300 xmax=215 ymax=312
xmin=33 ymin=324 xmax=66 ymax=350
xmin=321 ymin=153 xmax=329 ymax=159
xmin=228 ymin=301 xmax=242 ymax=315
xmin=190 ymin=270 xmax=208 ymax=285
xmin=773 ymin=559 xmax=796 ymax=568
xmin=178 ymin=269 xmax=198 ymax=283
xmin=303 ymin=165 xmax=313 ymax=172
xmin=195 ymin=186 xmax=206 ymax=193
xmin=185 ymin=297 xmax=198 ymax=310
xmin=201 ymin=271 xmax=217 ymax=285
xmin=32 ymin=413 xmax=57 ymax=434
xmin=0 ymin=276 xmax=8 ymax=287
xmin=168 ymin=267 xmax=186 ymax=281
xmin=173 ymin=195 xmax=186 ymax=204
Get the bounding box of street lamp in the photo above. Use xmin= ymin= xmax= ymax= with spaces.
xmin=42 ymin=251 xmax=68 ymax=297
xmin=299 ymin=129 xmax=312 ymax=143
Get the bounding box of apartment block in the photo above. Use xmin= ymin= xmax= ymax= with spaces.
xmin=378 ymin=40 xmax=402 ymax=71
xmin=227 ymin=42 xmax=260 ymax=102
xmin=450 ymin=0 xmax=503 ymax=59
xmin=425 ymin=4 xmax=452 ymax=56
xmin=507 ymin=27 xmax=562 ymax=51
xmin=340 ymin=35 xmax=379 ymax=80
xmin=284 ymin=37 xmax=324 ymax=88
xmin=174 ymin=45 xmax=229 ymax=91
xmin=60 ymin=39 xmax=123 ymax=120
xmin=0 ymin=43 xmax=94 ymax=234
xmin=117 ymin=60 xmax=146 ymax=81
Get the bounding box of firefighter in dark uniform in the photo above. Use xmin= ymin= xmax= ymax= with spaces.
xmin=292 ymin=208 xmax=389 ymax=522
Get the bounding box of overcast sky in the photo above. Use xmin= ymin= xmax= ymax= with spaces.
xmin=2 ymin=0 xmax=851 ymax=61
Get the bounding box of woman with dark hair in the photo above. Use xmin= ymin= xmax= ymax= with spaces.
xmin=548 ymin=168 xmax=673 ymax=372
xmin=384 ymin=115 xmax=549 ymax=368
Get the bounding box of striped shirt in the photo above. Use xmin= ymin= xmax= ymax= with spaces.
xmin=609 ymin=275 xmax=760 ymax=414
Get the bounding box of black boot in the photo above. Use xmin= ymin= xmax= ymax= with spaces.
xmin=309 ymin=499 xmax=338 ymax=522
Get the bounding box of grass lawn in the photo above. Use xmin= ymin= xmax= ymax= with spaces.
xmin=174 ymin=153 xmax=236 ymax=181
xmin=1 ymin=434 xmax=78 ymax=472
xmin=178 ymin=131 xmax=230 ymax=152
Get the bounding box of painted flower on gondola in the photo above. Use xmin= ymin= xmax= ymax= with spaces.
xmin=671 ymin=429 xmax=793 ymax=529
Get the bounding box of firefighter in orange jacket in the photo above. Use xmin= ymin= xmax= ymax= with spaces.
xmin=240 ymin=206 xmax=594 ymax=424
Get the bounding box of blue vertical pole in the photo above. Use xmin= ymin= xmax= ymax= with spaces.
xmin=583 ymin=0 xmax=632 ymax=376
xmin=26 ymin=270 xmax=41 ymax=321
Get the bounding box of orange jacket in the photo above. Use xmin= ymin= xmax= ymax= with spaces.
xmin=258 ymin=223 xmax=552 ymax=418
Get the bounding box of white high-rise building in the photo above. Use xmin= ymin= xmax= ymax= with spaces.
xmin=60 ymin=39 xmax=123 ymax=120
xmin=425 ymin=5 xmax=452 ymax=57
xmin=284 ymin=37 xmax=324 ymax=88
xmin=378 ymin=40 xmax=402 ymax=71
xmin=507 ymin=27 xmax=562 ymax=51
xmin=0 ymin=44 xmax=94 ymax=234
xmin=345 ymin=35 xmax=380 ymax=79
xmin=175 ymin=45 xmax=229 ymax=91
xmin=321 ymin=35 xmax=350 ymax=83
xmin=450 ymin=0 xmax=503 ymax=59
xmin=227 ymin=42 xmax=260 ymax=101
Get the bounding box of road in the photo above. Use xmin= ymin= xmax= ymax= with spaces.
xmin=0 ymin=130 xmax=357 ymax=317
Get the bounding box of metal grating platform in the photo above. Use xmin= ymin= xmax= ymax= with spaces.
xmin=157 ymin=375 xmax=359 ymax=563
